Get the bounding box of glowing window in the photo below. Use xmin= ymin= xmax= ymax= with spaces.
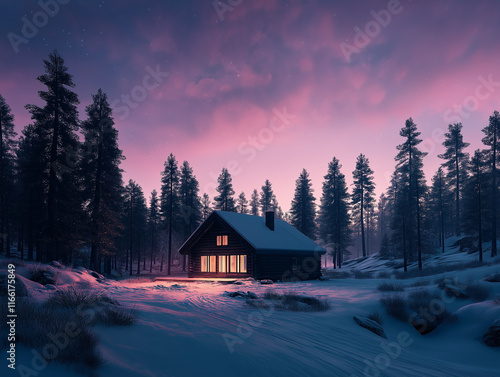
xmin=217 ymin=235 xmax=228 ymax=246
xmin=200 ymin=256 xmax=208 ymax=272
xmin=230 ymin=255 xmax=238 ymax=273
xmin=219 ymin=255 xmax=227 ymax=273
xmin=209 ymin=256 xmax=217 ymax=272
xmin=239 ymin=255 xmax=247 ymax=273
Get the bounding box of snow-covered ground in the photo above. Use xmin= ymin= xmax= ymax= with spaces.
xmin=3 ymin=246 xmax=500 ymax=377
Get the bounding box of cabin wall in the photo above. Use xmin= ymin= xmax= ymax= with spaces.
xmin=254 ymin=253 xmax=322 ymax=281
xmin=188 ymin=220 xmax=253 ymax=278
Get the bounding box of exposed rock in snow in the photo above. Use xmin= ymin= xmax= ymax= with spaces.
xmin=438 ymin=280 xmax=468 ymax=299
xmin=45 ymin=284 xmax=57 ymax=290
xmin=90 ymin=271 xmax=104 ymax=279
xmin=41 ymin=269 xmax=58 ymax=285
xmin=49 ymin=260 xmax=63 ymax=269
xmin=482 ymin=319 xmax=500 ymax=347
xmin=353 ymin=316 xmax=387 ymax=339
xmin=259 ymin=279 xmax=273 ymax=285
xmin=0 ymin=272 xmax=29 ymax=296
xmin=225 ymin=291 xmax=258 ymax=299
xmin=483 ymin=273 xmax=500 ymax=283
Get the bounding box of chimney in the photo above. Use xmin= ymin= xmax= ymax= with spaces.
xmin=265 ymin=211 xmax=275 ymax=231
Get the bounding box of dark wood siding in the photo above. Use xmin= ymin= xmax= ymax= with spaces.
xmin=188 ymin=219 xmax=254 ymax=278
xmin=254 ymin=253 xmax=322 ymax=281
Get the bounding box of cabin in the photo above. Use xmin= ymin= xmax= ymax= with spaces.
xmin=178 ymin=210 xmax=326 ymax=281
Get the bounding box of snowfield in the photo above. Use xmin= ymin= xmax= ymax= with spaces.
xmin=3 ymin=249 xmax=500 ymax=377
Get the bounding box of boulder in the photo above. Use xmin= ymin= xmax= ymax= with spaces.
xmin=0 ymin=273 xmax=29 ymax=297
xmin=246 ymin=291 xmax=258 ymax=300
xmin=45 ymin=284 xmax=57 ymax=290
xmin=259 ymin=279 xmax=273 ymax=285
xmin=225 ymin=291 xmax=258 ymax=299
xmin=49 ymin=261 xmax=63 ymax=269
xmin=482 ymin=320 xmax=500 ymax=347
xmin=440 ymin=284 xmax=468 ymax=299
xmin=483 ymin=273 xmax=500 ymax=283
xmin=90 ymin=271 xmax=104 ymax=280
xmin=353 ymin=316 xmax=387 ymax=339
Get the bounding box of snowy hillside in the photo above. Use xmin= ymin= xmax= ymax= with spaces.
xmin=2 ymin=241 xmax=500 ymax=377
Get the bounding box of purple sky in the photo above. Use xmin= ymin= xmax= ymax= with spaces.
xmin=1 ymin=0 xmax=500 ymax=211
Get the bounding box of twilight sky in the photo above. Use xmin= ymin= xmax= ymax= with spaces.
xmin=1 ymin=0 xmax=499 ymax=211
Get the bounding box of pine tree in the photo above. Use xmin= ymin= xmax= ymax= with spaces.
xmin=272 ymin=196 xmax=284 ymax=219
xmin=213 ymin=168 xmax=235 ymax=212
xmin=148 ymin=190 xmax=160 ymax=273
xmin=16 ymin=124 xmax=48 ymax=261
xmin=464 ymin=150 xmax=486 ymax=261
xmin=201 ymin=193 xmax=212 ymax=220
xmin=160 ymin=153 xmax=182 ymax=274
xmin=25 ymin=51 xmax=81 ymax=263
xmin=81 ymin=89 xmax=124 ymax=273
xmin=429 ymin=167 xmax=447 ymax=253
xmin=237 ymin=192 xmax=249 ymax=214
xmin=260 ymin=179 xmax=276 ymax=213
xmin=395 ymin=118 xmax=428 ymax=269
xmin=124 ymin=180 xmax=147 ymax=275
xmin=438 ymin=123 xmax=469 ymax=236
xmin=0 ymin=95 xmax=17 ymax=257
xmin=481 ymin=110 xmax=500 ymax=257
xmin=319 ymin=157 xmax=351 ymax=268
xmin=379 ymin=233 xmax=391 ymax=258
xmin=250 ymin=189 xmax=259 ymax=216
xmin=351 ymin=154 xmax=375 ymax=257
xmin=290 ymin=169 xmax=316 ymax=239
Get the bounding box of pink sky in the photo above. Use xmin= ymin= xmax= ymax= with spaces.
xmin=1 ymin=0 xmax=499 ymax=211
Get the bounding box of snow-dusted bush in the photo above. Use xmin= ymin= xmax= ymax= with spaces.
xmin=352 ymin=270 xmax=373 ymax=279
xmin=367 ymin=311 xmax=383 ymax=325
xmin=250 ymin=290 xmax=330 ymax=312
xmin=376 ymin=271 xmax=392 ymax=279
xmin=380 ymin=294 xmax=407 ymax=321
xmin=377 ymin=282 xmax=404 ymax=292
xmin=464 ymin=282 xmax=492 ymax=302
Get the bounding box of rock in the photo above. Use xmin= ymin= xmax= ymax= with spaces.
xmin=42 ymin=270 xmax=58 ymax=285
xmin=233 ymin=281 xmax=244 ymax=285
xmin=90 ymin=271 xmax=104 ymax=280
xmin=0 ymin=273 xmax=29 ymax=297
xmin=49 ymin=261 xmax=63 ymax=269
xmin=483 ymin=273 xmax=500 ymax=283
xmin=45 ymin=284 xmax=57 ymax=290
xmin=353 ymin=316 xmax=387 ymax=339
xmin=246 ymin=291 xmax=258 ymax=299
xmin=259 ymin=279 xmax=273 ymax=285
xmin=482 ymin=320 xmax=500 ymax=347
xmin=440 ymin=284 xmax=468 ymax=299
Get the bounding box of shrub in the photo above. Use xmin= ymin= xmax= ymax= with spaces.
xmin=352 ymin=270 xmax=373 ymax=279
xmin=96 ymin=307 xmax=137 ymax=326
xmin=407 ymin=290 xmax=434 ymax=312
xmin=376 ymin=271 xmax=392 ymax=279
xmin=377 ymin=282 xmax=404 ymax=292
xmin=28 ymin=264 xmax=58 ymax=285
xmin=465 ymin=282 xmax=492 ymax=302
xmin=409 ymin=279 xmax=430 ymax=287
xmin=250 ymin=290 xmax=330 ymax=312
xmin=46 ymin=286 xmax=107 ymax=309
xmin=367 ymin=311 xmax=383 ymax=325
xmin=380 ymin=295 xmax=407 ymax=321
xmin=322 ymin=270 xmax=351 ymax=279
xmin=394 ymin=261 xmax=487 ymax=279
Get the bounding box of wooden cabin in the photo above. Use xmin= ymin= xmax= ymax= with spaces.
xmin=178 ymin=210 xmax=326 ymax=281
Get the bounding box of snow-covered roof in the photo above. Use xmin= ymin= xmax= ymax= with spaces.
xmin=214 ymin=211 xmax=326 ymax=255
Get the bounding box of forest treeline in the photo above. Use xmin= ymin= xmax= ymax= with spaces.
xmin=0 ymin=51 xmax=499 ymax=274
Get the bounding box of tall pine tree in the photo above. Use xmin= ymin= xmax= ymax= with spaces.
xmin=81 ymin=89 xmax=124 ymax=273
xmin=351 ymin=154 xmax=375 ymax=257
xmin=260 ymin=179 xmax=276 ymax=213
xmin=290 ymin=169 xmax=316 ymax=239
xmin=148 ymin=190 xmax=160 ymax=273
xmin=237 ymin=192 xmax=249 ymax=214
xmin=438 ymin=123 xmax=469 ymax=236
xmin=0 ymin=95 xmax=17 ymax=257
xmin=213 ymin=168 xmax=235 ymax=212
xmin=250 ymin=189 xmax=259 ymax=216
xmin=25 ymin=51 xmax=81 ymax=263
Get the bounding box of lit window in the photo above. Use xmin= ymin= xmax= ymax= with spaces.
xmin=219 ymin=255 xmax=227 ymax=273
xmin=240 ymin=255 xmax=247 ymax=273
xmin=201 ymin=256 xmax=208 ymax=272
xmin=217 ymin=235 xmax=228 ymax=246
xmin=209 ymin=256 xmax=217 ymax=272
xmin=230 ymin=255 xmax=238 ymax=273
